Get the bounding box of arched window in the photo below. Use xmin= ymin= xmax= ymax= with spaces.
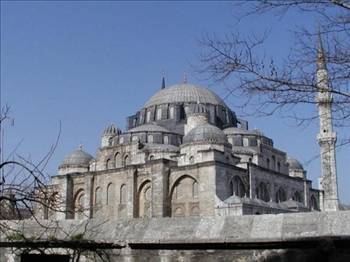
xmin=137 ymin=181 xmax=152 ymax=218
xmin=170 ymin=176 xmax=198 ymax=217
xmin=179 ymin=105 xmax=185 ymax=120
xmin=147 ymin=135 xmax=153 ymax=143
xmin=192 ymin=181 xmax=198 ymax=198
xmin=233 ymin=135 xmax=243 ymax=146
xmin=149 ymin=155 xmax=154 ymax=160
xmin=256 ymin=182 xmax=270 ymax=202
xmin=266 ymin=158 xmax=270 ymax=169
xmin=272 ymin=156 xmax=276 ymax=170
xmin=249 ymin=138 xmax=257 ymax=146
xmin=311 ymin=195 xmax=318 ymax=210
xmin=225 ymin=110 xmax=230 ymax=124
xmin=74 ymin=189 xmax=85 ymax=220
xmin=156 ymin=108 xmax=162 ymax=120
xmin=231 ymin=176 xmax=246 ymax=197
xmin=139 ymin=113 xmax=143 ymax=124
xmin=277 ymin=162 xmax=281 ymax=172
xmin=95 ymin=187 xmax=102 ymax=206
xmin=115 ymin=152 xmax=121 ymax=168
xmin=133 ymin=118 xmax=137 ymax=127
xmin=243 ymin=137 xmax=249 ymax=147
xmin=108 ymin=137 xmax=114 ymax=146
xmin=123 ymin=155 xmax=130 ymax=166
xmin=106 ymin=159 xmax=111 ymax=170
xmin=120 ymin=184 xmax=127 ymax=205
xmin=146 ymin=111 xmax=151 ymax=122
xmin=275 ymin=187 xmax=287 ymax=203
xmin=169 ymin=107 xmax=175 ymax=119
xmin=292 ymin=191 xmax=302 ymax=203
xmin=189 ymin=156 xmax=194 ymax=164
xmin=177 ymin=137 xmax=182 ymax=145
xmin=163 ymin=135 xmax=169 ymax=145
xmin=106 ymin=183 xmax=115 ymax=205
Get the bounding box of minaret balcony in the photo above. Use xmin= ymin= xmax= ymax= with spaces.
xmin=317 ymin=132 xmax=337 ymax=144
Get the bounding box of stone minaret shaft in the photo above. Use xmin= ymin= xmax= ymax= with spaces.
xmin=316 ymin=35 xmax=339 ymax=211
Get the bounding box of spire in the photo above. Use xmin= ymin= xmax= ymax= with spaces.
xmin=161 ymin=71 xmax=165 ymax=89
xmin=317 ymin=29 xmax=327 ymax=70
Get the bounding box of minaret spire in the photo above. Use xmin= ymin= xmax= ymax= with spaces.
xmin=316 ymin=31 xmax=339 ymax=211
xmin=317 ymin=29 xmax=327 ymax=70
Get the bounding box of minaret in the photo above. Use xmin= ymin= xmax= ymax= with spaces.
xmin=316 ymin=32 xmax=339 ymax=211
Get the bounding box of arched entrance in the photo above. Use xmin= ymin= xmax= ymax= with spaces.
xmin=137 ymin=180 xmax=152 ymax=218
xmin=170 ymin=175 xmax=199 ymax=217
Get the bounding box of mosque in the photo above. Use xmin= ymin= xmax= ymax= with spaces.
xmin=47 ymin=82 xmax=323 ymax=220
xmin=44 ymin=38 xmax=340 ymax=220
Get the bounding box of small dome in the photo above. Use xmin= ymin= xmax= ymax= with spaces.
xmin=103 ymin=123 xmax=120 ymax=135
xmin=287 ymin=156 xmax=304 ymax=170
xmin=183 ymin=123 xmax=228 ymax=144
xmin=60 ymin=146 xmax=93 ymax=167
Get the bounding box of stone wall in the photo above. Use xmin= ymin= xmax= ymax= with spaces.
xmin=1 ymin=211 xmax=350 ymax=261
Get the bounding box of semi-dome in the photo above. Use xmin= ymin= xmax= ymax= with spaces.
xmin=287 ymin=156 xmax=304 ymax=170
xmin=183 ymin=123 xmax=228 ymax=144
xmin=60 ymin=147 xmax=93 ymax=167
xmin=144 ymin=83 xmax=228 ymax=108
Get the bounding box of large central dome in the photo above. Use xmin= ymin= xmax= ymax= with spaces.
xmin=144 ymin=84 xmax=228 ymax=108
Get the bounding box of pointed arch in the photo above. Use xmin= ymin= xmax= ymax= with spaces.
xmin=275 ymin=187 xmax=287 ymax=203
xmin=256 ymin=182 xmax=270 ymax=202
xmin=137 ymin=180 xmax=152 ymax=218
xmin=106 ymin=158 xmax=111 ymax=170
xmin=95 ymin=187 xmax=102 ymax=206
xmin=106 ymin=183 xmax=115 ymax=205
xmin=115 ymin=152 xmax=121 ymax=168
xmin=170 ymin=175 xmax=199 ymax=217
xmin=292 ymin=191 xmax=302 ymax=203
xmin=73 ymin=189 xmax=85 ymax=220
xmin=231 ymin=176 xmax=246 ymax=197
xmin=123 ymin=155 xmax=130 ymax=166
xmin=120 ymin=184 xmax=127 ymax=205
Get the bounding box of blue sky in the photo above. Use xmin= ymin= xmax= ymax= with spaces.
xmin=1 ymin=1 xmax=349 ymax=203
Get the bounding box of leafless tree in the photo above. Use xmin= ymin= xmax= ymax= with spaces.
xmin=198 ymin=0 xmax=350 ymax=136
xmin=0 ymin=105 xmax=61 ymax=222
xmin=0 ymin=108 xmax=117 ymax=261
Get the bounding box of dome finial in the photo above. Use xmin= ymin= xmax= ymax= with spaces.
xmin=183 ymin=72 xmax=188 ymax=84
xmin=78 ymin=144 xmax=83 ymax=150
xmin=161 ymin=70 xmax=166 ymax=89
